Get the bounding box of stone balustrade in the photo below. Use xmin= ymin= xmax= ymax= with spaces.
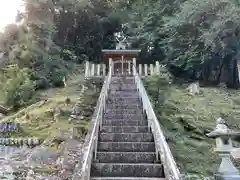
xmin=0 ymin=138 xmax=40 ymax=146
xmin=0 ymin=122 xmax=20 ymax=133
xmin=134 ymin=70 xmax=182 ymax=180
xmin=85 ymin=60 xmax=163 ymax=77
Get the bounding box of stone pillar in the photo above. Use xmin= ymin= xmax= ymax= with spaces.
xmin=97 ymin=64 xmax=100 ymax=76
xmin=155 ymin=61 xmax=160 ymax=75
xmin=103 ymin=64 xmax=106 ymax=76
xmin=109 ymin=58 xmax=112 ymax=75
xmin=113 ymin=62 xmax=115 ymax=75
xmin=139 ymin=64 xmax=142 ymax=76
xmin=150 ymin=64 xmax=154 ymax=76
xmin=144 ymin=64 xmax=148 ymax=76
xmin=121 ymin=56 xmax=124 ymax=75
xmin=133 ymin=58 xmax=136 ymax=75
xmin=128 ymin=61 xmax=131 ymax=75
xmin=91 ymin=64 xmax=95 ymax=76
xmin=85 ymin=61 xmax=90 ymax=77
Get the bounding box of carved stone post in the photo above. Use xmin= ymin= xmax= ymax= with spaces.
xmin=155 ymin=61 xmax=160 ymax=75
xmin=97 ymin=64 xmax=100 ymax=76
xmin=103 ymin=64 xmax=106 ymax=76
xmin=85 ymin=61 xmax=90 ymax=78
xmin=139 ymin=64 xmax=142 ymax=76
xmin=133 ymin=58 xmax=136 ymax=75
xmin=128 ymin=61 xmax=131 ymax=75
xmin=144 ymin=64 xmax=148 ymax=76
xmin=121 ymin=56 xmax=124 ymax=75
xmin=207 ymin=118 xmax=240 ymax=179
xmin=91 ymin=64 xmax=95 ymax=76
xmin=150 ymin=64 xmax=154 ymax=76
xmin=109 ymin=58 xmax=112 ymax=75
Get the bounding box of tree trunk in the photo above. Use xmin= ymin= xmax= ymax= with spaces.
xmin=216 ymin=62 xmax=225 ymax=84
xmin=225 ymin=55 xmax=239 ymax=89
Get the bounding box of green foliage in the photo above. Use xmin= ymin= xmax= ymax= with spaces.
xmin=0 ymin=0 xmax=122 ymax=107
xmin=144 ymin=66 xmax=172 ymax=106
xmin=144 ymin=67 xmax=240 ymax=176
xmin=122 ymin=0 xmax=240 ymax=88
xmin=1 ymin=65 xmax=36 ymax=108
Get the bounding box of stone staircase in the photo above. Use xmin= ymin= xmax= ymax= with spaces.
xmin=90 ymin=77 xmax=165 ymax=180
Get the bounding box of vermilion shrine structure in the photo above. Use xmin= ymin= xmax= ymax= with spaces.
xmin=102 ymin=49 xmax=141 ymax=76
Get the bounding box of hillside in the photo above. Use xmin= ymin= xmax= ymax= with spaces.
xmin=0 ymin=65 xmax=97 ymax=141
xmin=145 ymin=73 xmax=240 ymax=177
xmin=0 ymin=67 xmax=104 ymax=179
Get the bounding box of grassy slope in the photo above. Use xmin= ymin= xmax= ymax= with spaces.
xmin=0 ymin=65 xmax=101 ymax=143
xmin=145 ymin=76 xmax=240 ymax=176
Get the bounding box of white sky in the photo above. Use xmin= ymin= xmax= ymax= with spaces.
xmin=0 ymin=0 xmax=23 ymax=31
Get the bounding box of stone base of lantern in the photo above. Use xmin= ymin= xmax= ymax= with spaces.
xmin=215 ymin=174 xmax=240 ymax=180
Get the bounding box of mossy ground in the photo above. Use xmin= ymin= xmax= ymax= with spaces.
xmin=0 ymin=65 xmax=102 ymax=142
xmin=144 ymin=76 xmax=240 ymax=176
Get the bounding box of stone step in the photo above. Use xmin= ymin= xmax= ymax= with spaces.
xmin=110 ymin=80 xmax=135 ymax=83
xmin=98 ymin=142 xmax=155 ymax=152
xmin=107 ymin=101 xmax=139 ymax=105
xmin=96 ymin=152 xmax=156 ymax=163
xmin=102 ymin=120 xmax=148 ymax=126
xmin=105 ymin=109 xmax=143 ymax=114
xmin=109 ymin=89 xmax=138 ymax=92
xmin=111 ymin=81 xmax=135 ymax=84
xmin=107 ymin=102 xmax=141 ymax=106
xmin=101 ymin=126 xmax=148 ymax=133
xmin=108 ymin=92 xmax=139 ymax=97
xmin=91 ymin=163 xmax=164 ymax=177
xmin=110 ymin=81 xmax=135 ymax=84
xmin=108 ymin=92 xmax=138 ymax=96
xmin=110 ymin=87 xmax=137 ymax=92
xmin=107 ymin=99 xmax=140 ymax=104
xmin=109 ymin=83 xmax=136 ymax=86
xmin=109 ymin=93 xmax=137 ymax=96
xmin=104 ymin=114 xmax=144 ymax=120
xmin=111 ymin=77 xmax=135 ymax=79
xmin=106 ymin=105 xmax=142 ymax=110
xmin=108 ymin=96 xmax=139 ymax=100
xmin=91 ymin=177 xmax=166 ymax=180
xmin=99 ymin=133 xmax=153 ymax=142
xmin=108 ymin=90 xmax=138 ymax=96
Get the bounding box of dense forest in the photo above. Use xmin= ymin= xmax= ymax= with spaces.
xmin=0 ymin=0 xmax=240 ymax=106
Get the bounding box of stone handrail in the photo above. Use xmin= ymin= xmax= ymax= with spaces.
xmin=134 ymin=70 xmax=182 ymax=180
xmin=72 ymin=65 xmax=112 ymax=180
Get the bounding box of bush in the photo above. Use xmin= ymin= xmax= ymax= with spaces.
xmin=48 ymin=69 xmax=67 ymax=87
xmin=2 ymin=65 xmax=36 ymax=108
xmin=144 ymin=66 xmax=173 ymax=106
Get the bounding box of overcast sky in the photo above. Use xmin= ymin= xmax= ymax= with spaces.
xmin=0 ymin=0 xmax=23 ymax=31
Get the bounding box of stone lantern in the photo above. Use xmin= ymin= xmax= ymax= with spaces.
xmin=207 ymin=117 xmax=240 ymax=179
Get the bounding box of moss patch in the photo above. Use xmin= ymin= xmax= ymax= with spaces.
xmin=144 ymin=76 xmax=240 ymax=176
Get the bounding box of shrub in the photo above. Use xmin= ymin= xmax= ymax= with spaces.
xmin=2 ymin=65 xmax=36 ymax=108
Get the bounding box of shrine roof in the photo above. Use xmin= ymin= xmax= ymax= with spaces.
xmin=102 ymin=49 xmax=141 ymax=57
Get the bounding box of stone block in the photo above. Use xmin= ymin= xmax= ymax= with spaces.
xmin=91 ymin=163 xmax=164 ymax=177
xmin=97 ymin=142 xmax=155 ymax=152
xmin=101 ymin=126 xmax=148 ymax=133
xmin=96 ymin=152 xmax=156 ymax=163
xmin=99 ymin=133 xmax=153 ymax=142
